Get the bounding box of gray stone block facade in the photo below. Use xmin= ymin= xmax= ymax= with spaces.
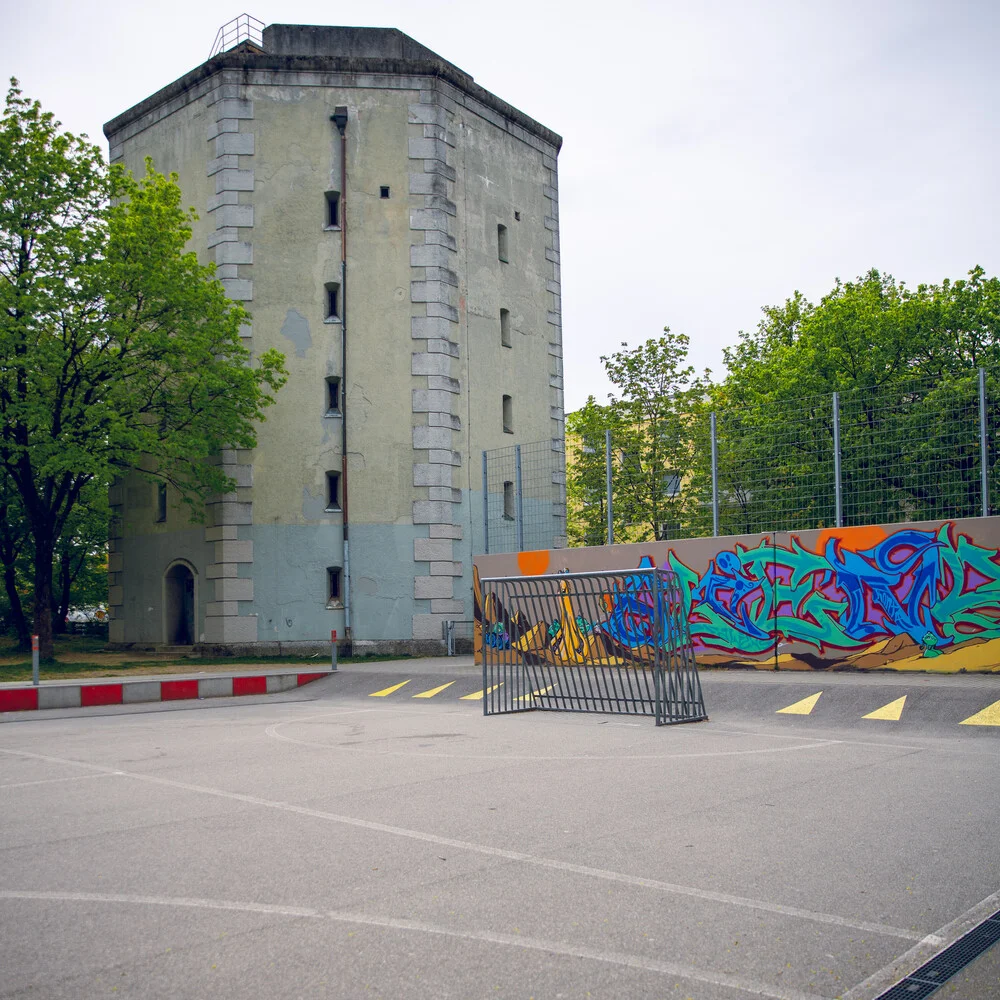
xmin=103 ymin=24 xmax=565 ymax=654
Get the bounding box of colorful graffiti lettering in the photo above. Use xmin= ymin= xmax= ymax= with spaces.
xmin=666 ymin=524 xmax=1000 ymax=658
xmin=475 ymin=522 xmax=1000 ymax=671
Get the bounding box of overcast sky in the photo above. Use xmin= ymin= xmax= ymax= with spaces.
xmin=4 ymin=0 xmax=998 ymax=411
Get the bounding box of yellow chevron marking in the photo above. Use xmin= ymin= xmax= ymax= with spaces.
xmin=412 ymin=681 xmax=456 ymax=699
xmin=460 ymin=683 xmax=502 ymax=701
xmin=863 ymin=696 xmax=907 ymax=721
xmin=959 ymin=699 xmax=1000 ymax=726
xmin=516 ymin=685 xmax=555 ymax=702
xmin=369 ymin=680 xmax=411 ymax=697
xmin=776 ymin=691 xmax=823 ymax=715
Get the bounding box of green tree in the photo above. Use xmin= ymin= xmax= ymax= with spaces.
xmin=601 ymin=331 xmax=707 ymax=541
xmin=0 ymin=464 xmax=31 ymax=646
xmin=565 ymin=396 xmax=617 ymax=546
xmin=0 ymin=475 xmax=108 ymax=645
xmin=0 ymin=82 xmax=287 ymax=659
xmin=50 ymin=479 xmax=108 ymax=633
xmin=564 ymin=331 xmax=703 ymax=543
xmin=714 ymin=268 xmax=1000 ymax=532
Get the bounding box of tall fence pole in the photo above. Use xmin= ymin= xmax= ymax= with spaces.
xmin=605 ymin=428 xmax=614 ymax=546
xmin=710 ymin=412 xmax=719 ymax=537
xmin=515 ymin=443 xmax=524 ymax=552
xmin=980 ymin=367 xmax=989 ymax=518
xmin=481 ymin=450 xmax=489 ymax=554
xmin=832 ymin=391 xmax=843 ymax=528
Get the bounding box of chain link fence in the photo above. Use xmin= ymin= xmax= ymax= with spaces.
xmin=480 ymin=439 xmax=566 ymax=553
xmin=574 ymin=368 xmax=1000 ymax=544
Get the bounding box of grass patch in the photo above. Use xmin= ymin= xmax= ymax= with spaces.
xmin=0 ymin=634 xmax=415 ymax=683
xmin=0 ymin=652 xmax=411 ymax=683
xmin=0 ymin=634 xmax=108 ymax=656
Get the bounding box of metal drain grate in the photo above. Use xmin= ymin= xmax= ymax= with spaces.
xmin=875 ymin=910 xmax=1000 ymax=999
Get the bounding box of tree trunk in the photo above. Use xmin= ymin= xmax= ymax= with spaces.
xmin=52 ymin=547 xmax=71 ymax=635
xmin=2 ymin=561 xmax=30 ymax=651
xmin=32 ymin=534 xmax=55 ymax=661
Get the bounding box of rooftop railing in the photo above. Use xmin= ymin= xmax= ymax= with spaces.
xmin=209 ymin=13 xmax=265 ymax=59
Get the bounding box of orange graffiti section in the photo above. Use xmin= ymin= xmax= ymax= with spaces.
xmin=517 ymin=550 xmax=550 ymax=576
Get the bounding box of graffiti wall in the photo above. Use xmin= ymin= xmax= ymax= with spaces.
xmin=473 ymin=518 xmax=1000 ymax=672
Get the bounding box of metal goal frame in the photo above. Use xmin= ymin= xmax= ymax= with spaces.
xmin=479 ymin=568 xmax=706 ymax=726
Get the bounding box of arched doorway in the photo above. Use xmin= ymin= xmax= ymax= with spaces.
xmin=164 ymin=561 xmax=197 ymax=645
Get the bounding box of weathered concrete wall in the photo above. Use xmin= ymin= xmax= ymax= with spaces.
xmin=103 ymin=25 xmax=564 ymax=651
xmin=111 ymin=526 xmax=209 ymax=644
xmin=473 ymin=518 xmax=1000 ymax=673
xmin=247 ymin=523 xmax=425 ymax=642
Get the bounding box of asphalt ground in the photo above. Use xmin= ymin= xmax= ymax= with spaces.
xmin=2 ymin=658 xmax=999 ymax=999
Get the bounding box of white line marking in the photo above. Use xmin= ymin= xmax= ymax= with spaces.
xmin=0 ymin=772 xmax=121 ymax=790
xmin=0 ymin=889 xmax=826 ymax=1000
xmin=0 ymin=889 xmax=323 ymax=919
xmin=0 ymin=745 xmax=924 ymax=942
xmin=265 ymin=713 xmax=847 ymax=761
xmin=839 ymin=888 xmax=1000 ymax=1000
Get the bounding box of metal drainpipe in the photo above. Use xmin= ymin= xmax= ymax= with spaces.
xmin=331 ymin=106 xmax=351 ymax=641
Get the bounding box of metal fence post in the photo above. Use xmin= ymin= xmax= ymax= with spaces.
xmin=481 ymin=450 xmax=489 ymax=554
xmin=32 ymin=634 xmax=39 ymax=686
xmin=515 ymin=444 xmax=524 ymax=552
xmin=980 ymin=368 xmax=989 ymax=518
xmin=710 ymin=412 xmax=719 ymax=537
xmin=605 ymin=428 xmax=613 ymax=546
xmin=653 ymin=569 xmax=664 ymax=724
xmin=832 ymin=391 xmax=843 ymax=528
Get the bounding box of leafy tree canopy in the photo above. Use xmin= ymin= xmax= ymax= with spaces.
xmin=566 ymin=331 xmax=707 ymax=545
xmin=721 ymin=267 xmax=1000 ymax=406
xmin=565 ymin=267 xmax=1000 ymax=546
xmin=0 ymin=80 xmax=287 ymax=657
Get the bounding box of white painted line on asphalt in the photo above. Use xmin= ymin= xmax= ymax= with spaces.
xmin=839 ymin=888 xmax=1000 ymax=1000
xmin=0 ymin=745 xmax=925 ymax=943
xmin=0 ymin=772 xmax=121 ymax=790
xmin=710 ymin=726 xmax=927 ymax=752
xmin=265 ymin=712 xmax=847 ymax=761
xmin=0 ymin=889 xmax=826 ymax=1000
xmin=0 ymin=889 xmax=323 ymax=918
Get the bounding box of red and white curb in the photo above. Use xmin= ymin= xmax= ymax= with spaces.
xmin=0 ymin=671 xmax=332 ymax=713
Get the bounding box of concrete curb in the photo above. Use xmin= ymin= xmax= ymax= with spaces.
xmin=0 ymin=670 xmax=333 ymax=714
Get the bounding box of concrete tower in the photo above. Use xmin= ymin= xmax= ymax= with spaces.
xmin=103 ymin=22 xmax=565 ymax=654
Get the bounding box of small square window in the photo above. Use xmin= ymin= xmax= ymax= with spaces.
xmin=325 ymin=282 xmax=340 ymax=322
xmin=497 ymin=223 xmax=508 ymax=262
xmin=155 ymin=483 xmax=167 ymax=523
xmin=325 ymin=377 xmax=341 ymax=415
xmin=380 ymin=186 xmax=390 ymax=199
xmin=503 ymin=481 xmax=515 ymax=520
xmin=663 ymin=472 xmax=682 ymax=498
xmin=326 ymin=471 xmax=341 ymax=511
xmin=500 ymin=308 xmax=511 ymax=348
xmin=327 ymin=566 xmax=343 ymax=607
xmin=502 ymin=394 xmax=513 ymax=434
xmin=325 ymin=190 xmax=340 ymax=228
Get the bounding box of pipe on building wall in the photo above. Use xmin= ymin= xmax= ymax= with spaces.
xmin=331 ymin=106 xmax=351 ymax=641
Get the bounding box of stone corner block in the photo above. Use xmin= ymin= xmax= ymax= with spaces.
xmin=214 ymin=578 xmax=254 ymax=602
xmin=203 ymin=614 xmax=258 ymax=643
xmin=215 ymin=540 xmax=253 ymax=564
xmin=412 ymin=613 xmax=451 ymax=640
xmin=414 ymin=537 xmax=453 ymax=562
xmin=414 ymin=575 xmax=453 ymax=599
